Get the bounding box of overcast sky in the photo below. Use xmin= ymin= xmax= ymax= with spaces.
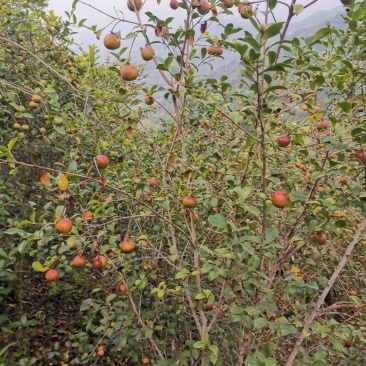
xmin=48 ymin=0 xmax=341 ymax=26
xmin=46 ymin=0 xmax=344 ymax=59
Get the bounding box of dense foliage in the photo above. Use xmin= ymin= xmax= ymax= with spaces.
xmin=1 ymin=0 xmax=366 ymax=365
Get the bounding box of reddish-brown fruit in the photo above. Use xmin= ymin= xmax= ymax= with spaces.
xmin=357 ymin=151 xmax=366 ymax=163
xmin=205 ymin=301 xmax=213 ymax=311
xmin=82 ymin=211 xmax=93 ymax=220
xmin=97 ymin=346 xmax=105 ymax=357
xmin=103 ymin=33 xmax=121 ymax=50
xmin=127 ymin=0 xmax=142 ymax=11
xmin=45 ymin=268 xmax=59 ymax=282
xmin=344 ymin=339 xmax=352 ymax=348
xmin=170 ymin=0 xmax=179 ymax=9
xmin=120 ymin=239 xmax=136 ymax=254
xmin=182 ymin=194 xmax=197 ymax=208
xmin=302 ymin=105 xmax=309 ymax=111
xmin=216 ymin=307 xmax=225 ymax=318
xmin=95 ymin=154 xmax=109 ymax=169
xmin=316 ymin=120 xmax=329 ymax=131
xmin=55 ymin=218 xmax=73 ymax=234
xmin=312 ymin=232 xmax=327 ymax=245
xmin=271 ymin=190 xmax=290 ymax=208
xmin=141 ymin=46 xmax=155 ymax=61
xmin=223 ymin=0 xmax=234 ymax=8
xmin=100 ymin=256 xmax=108 ymax=267
xmin=116 ymin=282 xmax=128 ymax=295
xmin=197 ymin=0 xmax=210 ymax=15
xmin=120 ymin=64 xmax=139 ymax=81
xmin=145 ymin=95 xmax=155 ymax=105
xmin=277 ymin=135 xmax=291 ymax=147
xmin=92 ymin=257 xmax=103 ymax=269
xmin=142 ymin=358 xmax=150 ymax=365
xmin=238 ymin=1 xmax=253 ymax=18
xmin=148 ymin=177 xmax=160 ymax=187
xmin=207 ymin=46 xmax=223 ymax=56
xmin=151 ymin=261 xmax=158 ymax=271
xmin=73 ymin=255 xmax=87 ymax=267
xmin=349 ymin=290 xmax=357 ymax=296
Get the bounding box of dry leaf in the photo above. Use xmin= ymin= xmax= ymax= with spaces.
xmin=143 ymin=260 xmax=149 ymax=269
xmin=200 ymin=21 xmax=207 ymax=34
xmin=126 ymin=125 xmax=133 ymax=138
xmin=68 ymin=196 xmax=77 ymax=207
xmin=86 ymin=166 xmax=93 ymax=177
xmin=100 ymin=176 xmax=108 ymax=187
xmin=188 ymin=36 xmax=194 ymax=47
xmin=91 ymin=240 xmax=98 ymax=256
xmin=40 ymin=171 xmax=52 ymax=187
xmin=132 ymin=174 xmax=140 ymax=183
xmin=166 ymin=165 xmax=174 ymax=172
xmin=151 ymin=166 xmax=157 ymax=175
xmin=95 ymin=29 xmax=102 ymax=40
xmin=157 ymin=0 xmax=161 ymax=3
xmin=211 ymin=6 xmax=217 ymax=17
xmin=168 ymin=153 xmax=176 ymax=164
xmin=155 ymin=24 xmax=169 ymax=38
xmin=57 ymin=172 xmax=69 ymax=192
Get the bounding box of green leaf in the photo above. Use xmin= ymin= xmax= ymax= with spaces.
xmin=262 ymin=22 xmax=284 ymax=42
xmin=195 ymin=293 xmax=206 ymax=300
xmin=312 ymin=27 xmax=333 ymax=43
xmin=232 ymin=186 xmax=252 ymax=204
xmin=106 ymin=294 xmax=116 ymax=304
xmin=265 ymin=228 xmax=279 ymax=243
xmin=32 ymin=261 xmax=46 ymax=272
xmin=4 ymin=228 xmax=27 ymax=237
xmin=254 ymin=317 xmax=267 ymax=329
xmin=210 ymin=353 xmax=218 ymax=365
xmin=175 ymin=269 xmax=190 ymax=279
xmin=290 ymin=191 xmax=307 ymax=201
xmin=7 ymin=138 xmax=18 ymax=152
xmin=193 ymin=341 xmax=206 ymax=349
xmin=208 ymin=214 xmax=227 ymax=229
xmin=245 ymin=356 xmax=261 ymax=366
xmin=269 ymin=0 xmax=277 ymax=10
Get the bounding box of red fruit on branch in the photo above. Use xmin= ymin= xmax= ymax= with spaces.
xmin=271 ymin=190 xmax=290 ymax=208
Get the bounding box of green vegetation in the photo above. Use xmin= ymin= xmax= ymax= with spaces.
xmin=1 ymin=0 xmax=366 ymax=365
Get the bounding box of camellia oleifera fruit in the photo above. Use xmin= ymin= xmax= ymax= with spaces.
xmin=92 ymin=257 xmax=103 ymax=269
xmin=103 ymin=33 xmax=121 ymax=50
xmin=170 ymin=0 xmax=179 ymax=9
xmin=73 ymin=255 xmax=87 ymax=267
xmin=207 ymin=46 xmax=223 ymax=56
xmin=144 ymin=95 xmax=155 ymax=105
xmin=120 ymin=239 xmax=136 ymax=254
xmin=182 ymin=194 xmax=197 ymax=208
xmin=271 ymin=190 xmax=290 ymax=208
xmin=312 ymin=232 xmax=327 ymax=245
xmin=238 ymin=1 xmax=253 ymax=19
xmin=223 ymin=0 xmax=234 ymax=8
xmin=356 ymin=151 xmax=366 ymax=163
xmin=116 ymin=282 xmax=128 ymax=295
xmin=120 ymin=63 xmax=139 ymax=81
xmin=55 ymin=218 xmax=73 ymax=233
xmin=197 ymin=0 xmax=210 ymax=15
xmin=277 ymin=135 xmax=291 ymax=147
xmin=141 ymin=46 xmax=155 ymax=61
xmin=95 ymin=154 xmax=109 ymax=169
xmin=127 ymin=0 xmax=142 ymax=11
xmin=316 ymin=120 xmax=329 ymax=131
xmin=45 ymin=268 xmax=59 ymax=282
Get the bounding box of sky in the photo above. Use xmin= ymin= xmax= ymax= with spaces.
xmin=46 ymin=0 xmax=345 ymax=60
